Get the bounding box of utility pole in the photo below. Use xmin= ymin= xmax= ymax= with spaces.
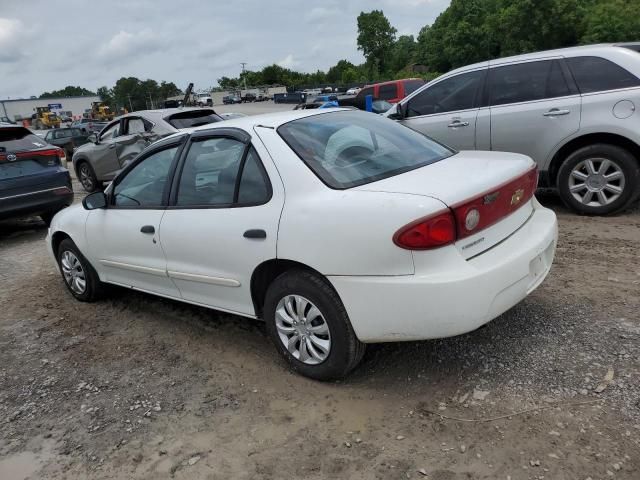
xmin=241 ymin=62 xmax=248 ymax=91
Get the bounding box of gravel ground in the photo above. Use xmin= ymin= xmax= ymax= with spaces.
xmin=1 ymin=154 xmax=639 ymax=478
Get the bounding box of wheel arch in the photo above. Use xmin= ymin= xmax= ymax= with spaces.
xmin=548 ymin=133 xmax=640 ymax=187
xmin=51 ymin=230 xmax=72 ymax=256
xmin=250 ymin=259 xmax=328 ymax=319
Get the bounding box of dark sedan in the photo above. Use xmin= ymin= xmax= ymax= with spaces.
xmin=0 ymin=125 xmax=73 ymax=225
xmin=44 ymin=127 xmax=90 ymax=158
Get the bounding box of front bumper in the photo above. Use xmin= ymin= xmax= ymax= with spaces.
xmin=328 ymin=201 xmax=558 ymax=343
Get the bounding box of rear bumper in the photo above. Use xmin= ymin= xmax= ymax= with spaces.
xmin=0 ymin=170 xmax=73 ymax=220
xmin=328 ymin=200 xmax=558 ymax=343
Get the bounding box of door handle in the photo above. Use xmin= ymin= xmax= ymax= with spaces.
xmin=140 ymin=225 xmax=155 ymax=234
xmin=543 ymin=109 xmax=571 ymax=117
xmin=448 ymin=120 xmax=470 ymax=128
xmin=108 ymin=143 xmax=116 ymax=149
xmin=243 ymin=229 xmax=266 ymax=239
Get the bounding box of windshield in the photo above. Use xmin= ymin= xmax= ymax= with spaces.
xmin=0 ymin=127 xmax=47 ymax=152
xmin=278 ymin=110 xmax=454 ymax=189
xmin=166 ymin=109 xmax=222 ymax=129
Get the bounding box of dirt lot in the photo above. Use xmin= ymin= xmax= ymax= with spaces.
xmin=1 ymin=180 xmax=639 ymax=479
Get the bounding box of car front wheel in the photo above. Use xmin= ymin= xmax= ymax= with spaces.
xmin=57 ymin=239 xmax=104 ymax=302
xmin=558 ymin=143 xmax=640 ymax=215
xmin=264 ymin=269 xmax=365 ymax=380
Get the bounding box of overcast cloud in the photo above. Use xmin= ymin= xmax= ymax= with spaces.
xmin=0 ymin=0 xmax=449 ymax=98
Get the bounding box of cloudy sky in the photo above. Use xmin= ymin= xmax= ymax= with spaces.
xmin=0 ymin=0 xmax=450 ymax=99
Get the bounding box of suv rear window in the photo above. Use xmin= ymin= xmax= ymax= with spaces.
xmin=0 ymin=127 xmax=46 ymax=152
xmin=278 ymin=110 xmax=453 ymax=189
xmin=165 ymin=110 xmax=223 ymax=129
xmin=566 ymin=56 xmax=640 ymax=93
xmin=379 ymin=83 xmax=398 ymax=100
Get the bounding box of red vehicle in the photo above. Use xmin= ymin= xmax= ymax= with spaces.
xmin=339 ymin=78 xmax=425 ymax=111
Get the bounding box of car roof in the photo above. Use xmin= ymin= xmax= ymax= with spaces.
xmin=445 ymin=43 xmax=640 ymax=76
xmin=116 ymin=107 xmax=217 ymax=121
xmin=162 ymin=107 xmax=353 ymax=141
xmin=364 ymin=78 xmax=423 ymax=88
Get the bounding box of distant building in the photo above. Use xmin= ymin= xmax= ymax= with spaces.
xmin=0 ymin=95 xmax=100 ymax=122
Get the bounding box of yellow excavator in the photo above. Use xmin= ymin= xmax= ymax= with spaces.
xmin=88 ymin=102 xmax=115 ymax=121
xmin=32 ymin=106 xmax=61 ymax=129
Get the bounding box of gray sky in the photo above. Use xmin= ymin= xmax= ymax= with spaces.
xmin=0 ymin=0 xmax=450 ymax=99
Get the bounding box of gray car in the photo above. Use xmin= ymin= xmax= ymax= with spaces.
xmin=72 ymin=108 xmax=222 ymax=192
xmin=386 ymin=44 xmax=640 ymax=215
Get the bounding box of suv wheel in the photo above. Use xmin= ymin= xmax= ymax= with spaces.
xmin=57 ymin=239 xmax=105 ymax=302
xmin=264 ymin=269 xmax=366 ymax=381
xmin=77 ymin=161 xmax=99 ymax=193
xmin=557 ymin=143 xmax=640 ymax=215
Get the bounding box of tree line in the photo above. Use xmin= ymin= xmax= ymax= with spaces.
xmin=217 ymin=0 xmax=640 ymax=89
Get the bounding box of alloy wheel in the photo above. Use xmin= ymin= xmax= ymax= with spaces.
xmin=275 ymin=295 xmax=331 ymax=365
xmin=568 ymin=157 xmax=626 ymax=207
xmin=79 ymin=164 xmax=95 ymax=191
xmin=60 ymin=250 xmax=87 ymax=294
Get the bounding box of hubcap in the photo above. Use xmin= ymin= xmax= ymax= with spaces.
xmin=568 ymin=158 xmax=625 ymax=207
xmin=80 ymin=165 xmax=94 ymax=190
xmin=60 ymin=250 xmax=87 ymax=294
xmin=275 ymin=295 xmax=331 ymax=365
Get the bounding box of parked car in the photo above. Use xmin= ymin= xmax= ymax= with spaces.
xmin=72 ymin=107 xmax=223 ymax=192
xmin=223 ymin=95 xmax=242 ymax=104
xmin=47 ymin=109 xmax=557 ymax=380
xmin=70 ymin=118 xmax=108 ymax=134
xmin=386 ymin=44 xmax=640 ymax=215
xmin=1 ymin=124 xmax=73 ymax=225
xmin=346 ymin=87 xmax=361 ymax=95
xmin=0 ymin=116 xmax=17 ymax=125
xmin=340 ymin=78 xmax=425 ymax=110
xmin=242 ymin=93 xmax=257 ymax=103
xmin=44 ymin=127 xmax=90 ymax=159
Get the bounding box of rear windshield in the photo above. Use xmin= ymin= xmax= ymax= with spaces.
xmin=166 ymin=110 xmax=222 ymax=129
xmin=0 ymin=127 xmax=47 ymax=152
xmin=278 ymin=110 xmax=453 ymax=189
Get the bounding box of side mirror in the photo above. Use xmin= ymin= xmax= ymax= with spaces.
xmin=387 ymin=103 xmax=406 ymax=120
xmin=82 ymin=191 xmax=107 ymax=210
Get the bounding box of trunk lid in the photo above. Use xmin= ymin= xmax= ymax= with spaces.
xmin=355 ymin=151 xmax=537 ymax=258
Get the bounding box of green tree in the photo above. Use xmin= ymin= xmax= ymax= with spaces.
xmin=341 ymin=67 xmax=359 ymax=85
xmin=390 ymin=35 xmax=417 ymax=73
xmin=357 ymin=10 xmax=397 ymax=74
xmin=40 ymin=85 xmax=96 ymax=98
xmin=96 ymin=86 xmax=114 ymax=106
xmin=327 ymin=60 xmax=357 ymax=83
xmin=581 ymin=0 xmax=640 ymax=43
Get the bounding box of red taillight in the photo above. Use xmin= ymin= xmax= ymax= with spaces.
xmin=452 ymin=166 xmax=538 ymax=239
xmin=393 ymin=211 xmax=457 ymax=250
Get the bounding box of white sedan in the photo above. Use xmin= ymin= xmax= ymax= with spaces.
xmin=46 ymin=109 xmax=558 ymax=380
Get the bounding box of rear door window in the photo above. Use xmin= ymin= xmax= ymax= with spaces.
xmin=489 ymin=60 xmax=571 ymax=106
xmin=566 ymin=56 xmax=640 ymax=93
xmin=126 ymin=118 xmax=146 ymax=135
xmin=378 ymin=83 xmax=398 ymax=100
xmin=406 ymin=70 xmax=484 ymax=117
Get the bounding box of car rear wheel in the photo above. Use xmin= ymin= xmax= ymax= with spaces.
xmin=77 ymin=161 xmax=99 ymax=192
xmin=558 ymin=143 xmax=640 ymax=215
xmin=57 ymin=239 xmax=104 ymax=302
xmin=264 ymin=269 xmax=365 ymax=380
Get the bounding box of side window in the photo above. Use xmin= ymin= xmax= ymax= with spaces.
xmin=359 ymin=87 xmax=374 ymax=99
xmin=176 ymin=138 xmax=245 ymax=207
xmin=126 ymin=118 xmax=146 ymax=135
xmin=113 ymin=146 xmax=178 ymax=207
xmin=489 ymin=60 xmax=570 ymax=106
xmin=44 ymin=132 xmax=52 ymax=141
xmin=566 ymin=56 xmax=640 ymax=93
xmin=99 ymin=121 xmax=120 ymax=141
xmin=72 ymin=128 xmax=83 ymax=136
xmin=379 ymin=83 xmax=398 ymax=100
xmin=407 ymin=70 xmax=484 ymax=117
xmin=237 ymin=149 xmax=271 ymax=204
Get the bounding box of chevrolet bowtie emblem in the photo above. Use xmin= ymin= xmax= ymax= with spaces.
xmin=511 ymin=188 xmax=525 ymax=206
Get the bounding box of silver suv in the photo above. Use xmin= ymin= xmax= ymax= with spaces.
xmin=386 ymin=44 xmax=640 ymax=215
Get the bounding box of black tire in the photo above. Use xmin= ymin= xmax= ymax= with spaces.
xmin=557 ymin=143 xmax=640 ymax=215
xmin=77 ymin=161 xmax=99 ymax=193
xmin=57 ymin=238 xmax=105 ymax=302
xmin=264 ymin=269 xmax=366 ymax=381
